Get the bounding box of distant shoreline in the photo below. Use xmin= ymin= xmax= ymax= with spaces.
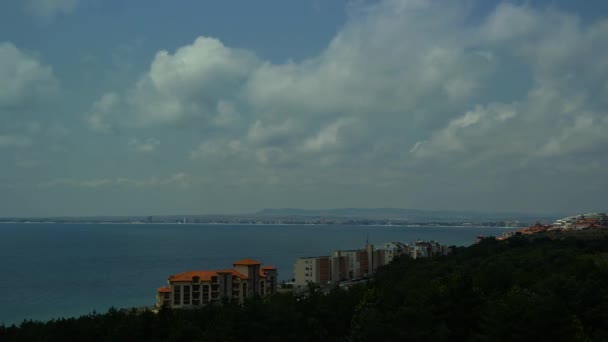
xmin=0 ymin=221 xmax=519 ymax=228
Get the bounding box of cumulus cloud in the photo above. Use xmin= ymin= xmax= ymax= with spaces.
xmin=85 ymin=92 xmax=120 ymax=133
xmin=39 ymin=172 xmax=190 ymax=188
xmin=23 ymin=0 xmax=79 ymax=22
xmin=128 ymin=138 xmax=160 ymax=153
xmin=0 ymin=42 xmax=58 ymax=108
xmin=410 ymin=103 xmax=518 ymax=158
xmin=481 ymin=3 xmax=539 ymax=42
xmin=84 ymin=0 xmax=608 ymax=211
xmin=302 ymin=118 xmax=358 ymax=153
xmin=0 ymin=43 xmax=61 ymax=151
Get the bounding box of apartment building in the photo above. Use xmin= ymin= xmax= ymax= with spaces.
xmin=293 ymin=256 xmax=331 ymax=287
xmin=293 ymin=240 xmax=450 ymax=287
xmin=407 ymin=241 xmax=449 ymax=259
xmin=294 ymin=243 xmax=387 ymax=286
xmin=156 ymin=259 xmax=277 ymax=308
xmin=382 ymin=242 xmax=408 ymax=264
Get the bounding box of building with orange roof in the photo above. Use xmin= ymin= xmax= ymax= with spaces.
xmin=156 ymin=259 xmax=277 ymax=309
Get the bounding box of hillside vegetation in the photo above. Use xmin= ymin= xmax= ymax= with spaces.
xmin=2 ymin=233 xmax=608 ymax=341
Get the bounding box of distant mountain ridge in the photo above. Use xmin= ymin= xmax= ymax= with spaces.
xmin=255 ymin=208 xmax=556 ymax=221
xmin=1 ymin=208 xmax=560 ymax=224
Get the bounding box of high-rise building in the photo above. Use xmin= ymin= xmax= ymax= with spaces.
xmin=293 ymin=256 xmax=331 ymax=287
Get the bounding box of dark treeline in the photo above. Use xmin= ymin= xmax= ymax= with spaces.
xmin=2 ymin=234 xmax=608 ymax=341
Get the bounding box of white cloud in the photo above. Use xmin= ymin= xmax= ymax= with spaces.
xmin=84 ymin=0 xmax=608 ymax=212
xmin=302 ymin=118 xmax=357 ymax=153
xmin=128 ymin=37 xmax=257 ymax=125
xmin=189 ymin=140 xmax=243 ymax=161
xmin=39 ymin=172 xmax=190 ymax=188
xmin=410 ymin=103 xmax=518 ymax=158
xmin=482 ymin=3 xmax=539 ymax=42
xmin=85 ymin=37 xmax=258 ymax=130
xmin=85 ymin=92 xmax=120 ymax=133
xmin=0 ymin=135 xmax=32 ymax=148
xmin=247 ymin=120 xmax=296 ymax=146
xmin=0 ymin=42 xmax=58 ymax=108
xmin=23 ymin=0 xmax=79 ymax=22
xmin=128 ymin=138 xmax=160 ymax=153
xmin=212 ymin=100 xmax=240 ymax=126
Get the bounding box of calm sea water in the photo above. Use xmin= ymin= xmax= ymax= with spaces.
xmin=0 ymin=223 xmax=514 ymax=325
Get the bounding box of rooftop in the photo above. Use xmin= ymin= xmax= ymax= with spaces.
xmin=261 ymin=265 xmax=277 ymax=270
xmin=233 ymin=258 xmax=262 ymax=266
xmin=168 ymin=269 xmax=248 ymax=282
xmin=157 ymin=286 xmax=171 ymax=293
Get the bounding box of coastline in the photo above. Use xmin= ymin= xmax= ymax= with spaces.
xmin=0 ymin=222 xmax=520 ymax=228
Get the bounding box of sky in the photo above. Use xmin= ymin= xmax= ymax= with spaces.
xmin=1 ymin=0 xmax=607 ymax=217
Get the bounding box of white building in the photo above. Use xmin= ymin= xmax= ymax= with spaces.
xmin=293 ymin=256 xmax=330 ymax=287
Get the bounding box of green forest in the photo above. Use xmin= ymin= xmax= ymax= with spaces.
xmin=2 ymin=233 xmax=608 ymax=341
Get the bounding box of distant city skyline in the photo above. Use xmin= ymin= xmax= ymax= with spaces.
xmin=1 ymin=0 xmax=607 ymax=216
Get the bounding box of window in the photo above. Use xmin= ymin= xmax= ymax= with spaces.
xmin=192 ymin=284 xmax=200 ymax=292
xmin=173 ymin=285 xmax=181 ymax=305
xmin=183 ymin=285 xmax=190 ymax=305
xmin=202 ymin=284 xmax=210 ymax=304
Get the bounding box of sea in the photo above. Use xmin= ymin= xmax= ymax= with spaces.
xmin=0 ymin=223 xmax=515 ymax=325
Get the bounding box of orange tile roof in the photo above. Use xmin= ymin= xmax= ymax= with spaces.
xmin=218 ymin=269 xmax=248 ymax=279
xmin=233 ymin=258 xmax=262 ymax=266
xmin=168 ymin=269 xmax=248 ymax=282
xmin=157 ymin=286 xmax=171 ymax=293
xmin=168 ymin=270 xmax=218 ymax=282
xmin=261 ymin=265 xmax=276 ymax=270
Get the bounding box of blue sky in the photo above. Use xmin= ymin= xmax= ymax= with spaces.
xmin=1 ymin=0 xmax=607 ymax=216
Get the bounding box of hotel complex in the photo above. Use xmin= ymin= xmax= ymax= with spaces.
xmin=156 ymin=259 xmax=277 ymax=309
xmin=552 ymin=213 xmax=608 ymax=229
xmin=495 ymin=212 xmax=608 ymax=240
xmin=293 ymin=241 xmax=449 ymax=287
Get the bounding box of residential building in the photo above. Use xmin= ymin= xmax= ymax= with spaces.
xmin=381 ymin=241 xmax=407 ymax=265
xmin=293 ymin=240 xmax=450 ymax=287
xmin=406 ymin=240 xmax=450 ymax=259
xmin=294 ymin=243 xmax=389 ymax=286
xmin=330 ymin=255 xmax=349 ymax=282
xmin=293 ymin=256 xmax=331 ymax=287
xmin=156 ymin=259 xmax=277 ymax=309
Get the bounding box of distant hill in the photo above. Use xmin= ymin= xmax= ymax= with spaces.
xmin=0 ymin=208 xmax=559 ymax=225
xmin=255 ymin=207 xmax=556 ymax=221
